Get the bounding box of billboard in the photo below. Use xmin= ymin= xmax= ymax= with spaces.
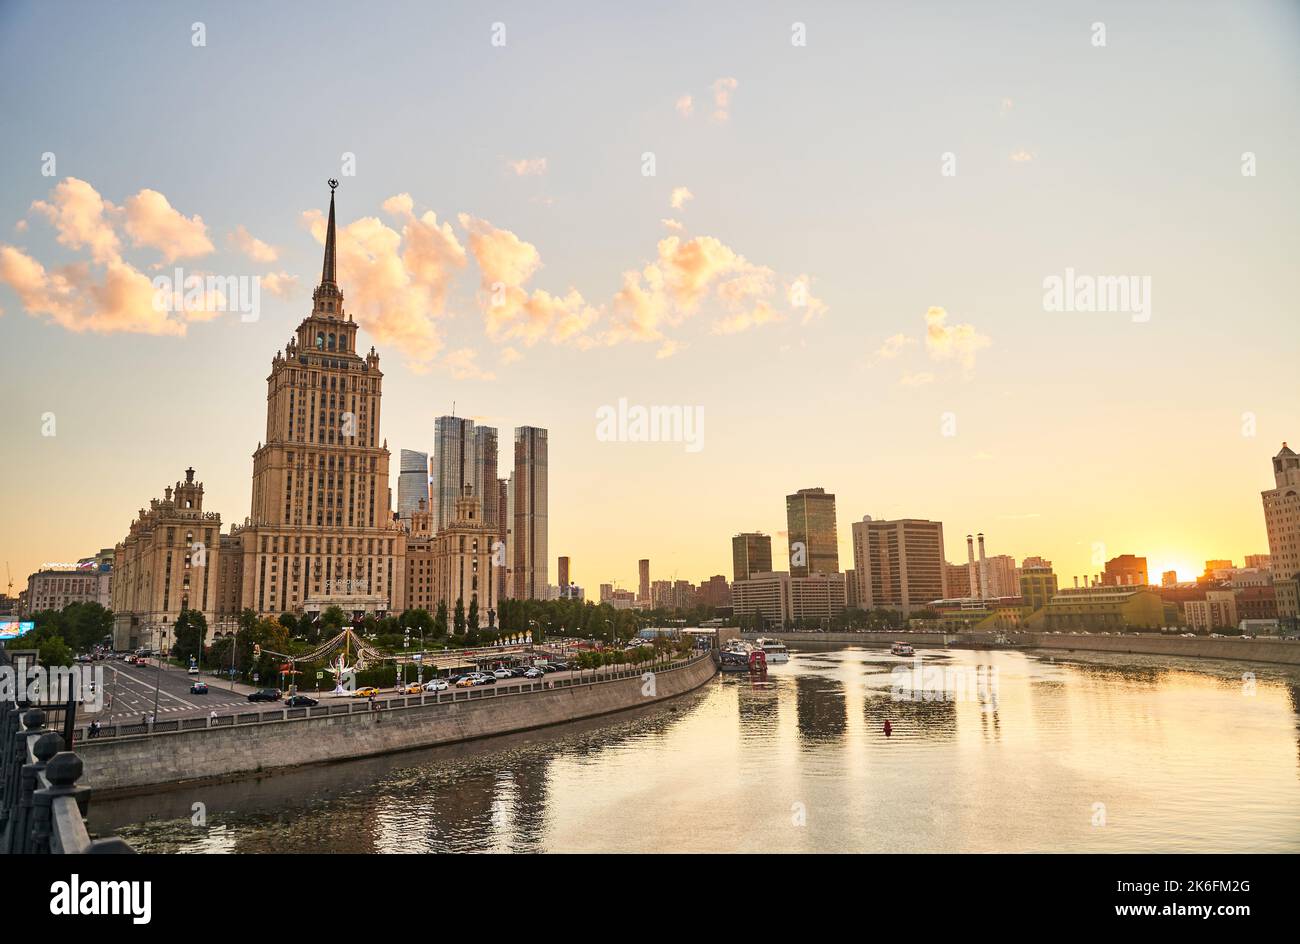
xmin=0 ymin=620 xmax=35 ymax=640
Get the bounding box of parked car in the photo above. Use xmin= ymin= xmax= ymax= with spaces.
xmin=523 ymin=668 xmax=544 ymax=679
xmin=352 ymin=687 xmax=380 ymax=698
xmin=285 ymin=695 xmax=319 ymax=707
xmin=190 ymin=681 xmax=208 ymax=694
xmin=474 ymin=673 xmax=497 ymax=685
xmin=493 ymin=668 xmax=511 ymax=679
xmin=247 ymin=688 xmax=282 ymax=702
xmin=423 ymin=679 xmax=449 ymax=692
xmin=455 ymin=676 xmax=477 ymax=688
xmin=509 ymin=667 xmax=528 ymax=677
xmin=187 ymin=665 xmax=199 ymax=675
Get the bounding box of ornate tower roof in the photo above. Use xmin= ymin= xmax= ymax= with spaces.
xmin=310 ymin=178 xmax=345 ymax=317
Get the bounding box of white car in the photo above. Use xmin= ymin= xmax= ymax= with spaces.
xmin=423 ymin=679 xmax=449 ymax=692
xmin=524 ymin=668 xmax=544 ymax=679
xmin=493 ymin=668 xmax=511 ymax=679
xmin=187 ymin=665 xmax=199 ymax=675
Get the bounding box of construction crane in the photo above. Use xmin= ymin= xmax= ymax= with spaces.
xmin=5 ymin=562 xmax=11 ymax=595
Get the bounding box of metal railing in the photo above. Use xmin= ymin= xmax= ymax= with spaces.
xmin=0 ymin=701 xmax=133 ymax=854
xmin=72 ymin=653 xmax=710 ymax=743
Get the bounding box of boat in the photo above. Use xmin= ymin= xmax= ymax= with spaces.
xmin=754 ymin=637 xmax=790 ymax=663
xmin=719 ymin=642 xmax=767 ymax=673
xmin=890 ymin=641 xmax=915 ymax=657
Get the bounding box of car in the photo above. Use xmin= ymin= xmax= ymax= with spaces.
xmin=474 ymin=673 xmax=496 ymax=685
xmin=285 ymin=695 xmax=319 ymax=707
xmin=493 ymin=669 xmax=511 ymax=679
xmin=550 ymin=661 xmax=569 ymax=671
xmin=125 ymin=655 xmax=138 ymax=664
xmin=399 ymin=683 xmax=423 ymax=694
xmin=523 ymin=668 xmax=544 ymax=679
xmin=352 ymin=687 xmax=380 ymax=698
xmin=423 ymin=679 xmax=449 ymax=692
xmin=247 ymin=688 xmax=282 ymax=702
xmin=190 ymin=682 xmax=208 ymax=694
xmin=455 ymin=676 xmax=477 ymax=687
xmin=187 ymin=665 xmax=199 ymax=675
xmin=509 ymin=667 xmax=528 ymax=677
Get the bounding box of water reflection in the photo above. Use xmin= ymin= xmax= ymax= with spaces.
xmin=97 ymin=644 xmax=1300 ymax=853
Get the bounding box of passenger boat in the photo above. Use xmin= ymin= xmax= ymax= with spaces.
xmin=719 ymin=642 xmax=767 ymax=673
xmin=754 ymin=637 xmax=790 ymax=663
xmin=890 ymin=641 xmax=915 ymax=657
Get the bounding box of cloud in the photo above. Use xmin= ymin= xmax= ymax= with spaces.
xmin=459 ymin=213 xmax=599 ymax=346
xmin=1009 ymin=149 xmax=1035 ymax=162
xmin=261 ymin=271 xmax=299 ymax=298
xmin=507 ymin=157 xmax=548 ymax=177
xmin=711 ymin=77 xmax=739 ymax=121
xmin=899 ymin=371 xmax=935 ymax=387
xmin=0 ymin=244 xmax=183 ymax=335
xmin=499 ymin=346 xmax=522 ymax=366
xmin=1000 ymin=97 xmax=1014 ymax=116
xmin=660 ymin=218 xmax=684 ymax=232
xmin=712 ymin=300 xmax=783 ymax=335
xmin=656 ymin=339 xmax=681 ymax=359
xmin=304 ymin=195 xmax=467 ymax=368
xmin=875 ymin=333 xmax=916 ymax=359
xmin=788 ymin=274 xmax=828 ymax=325
xmin=923 ymin=306 xmax=990 ymax=371
xmin=669 ymin=187 xmax=694 ymax=210
xmin=122 ymin=189 xmax=214 ymax=262
xmin=30 ymin=177 xmax=121 ymax=265
xmin=228 ymin=224 xmax=278 ymax=263
xmin=675 ymin=94 xmax=694 ymax=118
xmin=442 ymin=347 xmax=496 ymax=381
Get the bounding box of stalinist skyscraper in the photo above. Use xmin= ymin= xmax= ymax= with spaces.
xmin=233 ymin=181 xmax=406 ymax=619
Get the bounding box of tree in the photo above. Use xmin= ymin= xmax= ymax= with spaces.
xmin=467 ymin=598 xmax=479 ymax=633
xmin=453 ymin=598 xmax=466 ymax=636
xmin=279 ymin=612 xmax=299 ymax=635
xmin=321 ymin=606 xmax=346 ymax=634
xmin=433 ymin=601 xmax=449 ymax=638
xmin=37 ymin=635 xmax=73 ymax=668
xmin=172 ymin=609 xmax=208 ymax=664
xmin=402 ymin=608 xmax=434 ymax=638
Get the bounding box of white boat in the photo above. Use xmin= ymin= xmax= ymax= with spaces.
xmin=890 ymin=641 xmax=915 ymax=657
xmin=754 ymin=637 xmax=790 ymax=663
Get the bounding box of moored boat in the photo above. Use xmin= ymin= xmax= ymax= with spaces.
xmin=891 ymin=641 xmax=915 ymax=657
xmin=754 ymin=637 xmax=790 ymax=663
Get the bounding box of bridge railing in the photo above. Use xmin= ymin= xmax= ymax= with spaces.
xmin=0 ymin=700 xmax=134 ymax=854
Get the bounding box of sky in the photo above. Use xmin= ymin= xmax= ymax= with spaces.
xmin=2 ymin=0 xmax=1299 ymax=594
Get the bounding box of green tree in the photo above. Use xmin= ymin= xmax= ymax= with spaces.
xmin=467 ymin=598 xmax=479 ymax=634
xmin=433 ymin=601 xmax=449 ymax=638
xmin=37 ymin=635 xmax=73 ymax=668
xmin=172 ymin=609 xmax=208 ymax=664
xmin=321 ymin=606 xmax=346 ymax=634
xmin=453 ymin=598 xmax=466 ymax=636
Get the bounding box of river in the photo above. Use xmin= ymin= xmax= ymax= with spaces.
xmin=91 ymin=643 xmax=1300 ymax=852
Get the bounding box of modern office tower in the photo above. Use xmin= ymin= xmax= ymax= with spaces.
xmin=1019 ymin=563 xmax=1059 ymax=613
xmin=732 ymin=532 xmax=773 ymax=582
xmin=732 ymin=571 xmax=846 ymax=627
xmin=558 ymin=556 xmax=570 ymax=589
xmin=845 ymin=568 xmax=858 ymax=609
xmin=786 ymin=487 xmax=840 ymax=576
xmin=1263 ymin=442 xmax=1300 ymax=620
xmin=851 ymin=516 xmax=947 ymax=617
xmin=510 ymin=426 xmax=548 ymax=600
xmin=473 ymin=425 xmax=499 ymax=529
xmin=638 ymin=559 xmax=650 ymax=601
xmin=1103 ymin=555 xmax=1149 ymax=587
xmin=396 ymin=449 xmax=429 ymax=526
xmin=230 ymin=183 xmax=406 ymax=623
xmin=432 ymin=416 xmax=476 ymax=532
xmin=496 ymin=477 xmax=509 ymax=601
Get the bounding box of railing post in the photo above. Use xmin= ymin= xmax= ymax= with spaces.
xmin=33 ymin=751 xmax=90 ymax=854
xmin=0 ymin=702 xmax=21 ymax=842
xmin=12 ymin=721 xmax=61 ymax=854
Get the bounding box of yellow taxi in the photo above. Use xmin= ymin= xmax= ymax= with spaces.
xmin=352 ymin=686 xmax=380 ymax=698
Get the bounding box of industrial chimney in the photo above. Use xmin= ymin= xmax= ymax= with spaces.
xmin=966 ymin=535 xmax=978 ymax=600
xmin=978 ymin=533 xmax=990 ymax=600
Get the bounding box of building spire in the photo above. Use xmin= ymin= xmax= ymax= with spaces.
xmin=321 ymin=178 xmax=339 ymax=287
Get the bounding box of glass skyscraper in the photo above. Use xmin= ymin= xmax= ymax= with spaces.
xmin=785 ymin=487 xmax=840 ymax=577
xmin=396 ymin=449 xmax=429 ymax=525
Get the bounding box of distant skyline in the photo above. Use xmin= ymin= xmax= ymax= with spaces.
xmin=2 ymin=2 xmax=1298 ymax=592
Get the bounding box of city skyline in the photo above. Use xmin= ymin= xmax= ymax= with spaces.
xmin=3 ymin=3 xmax=1299 ymax=593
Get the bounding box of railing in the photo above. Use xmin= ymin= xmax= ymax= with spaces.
xmin=71 ymin=654 xmax=711 ymax=743
xmin=0 ymin=701 xmax=134 ymax=854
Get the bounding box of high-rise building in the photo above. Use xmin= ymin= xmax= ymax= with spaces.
xmin=985 ymin=554 xmax=1018 ymax=598
xmin=1263 ymin=442 xmax=1300 ymax=621
xmin=732 ymin=571 xmax=846 ymax=627
xmin=638 ymin=559 xmax=650 ymax=601
xmin=496 ymin=477 xmax=509 ymax=602
xmin=509 ymin=426 xmax=548 ymax=599
xmin=1245 ymin=554 xmax=1272 ymax=571
xmin=695 ymin=574 xmax=731 ymax=608
xmin=1103 ymin=555 xmax=1148 ymax=587
xmin=557 ymin=556 xmax=570 ymax=590
xmin=786 ymin=487 xmax=839 ymax=576
xmin=396 ymin=449 xmax=429 ymax=526
xmin=112 ymin=468 xmax=225 ymax=649
xmin=233 ymin=182 xmax=406 ymax=622
xmin=732 ymin=532 xmax=773 ymax=582
xmin=473 ymin=426 xmax=499 ymax=530
xmin=432 ymin=416 xmax=476 ymax=532
xmin=944 ymin=562 xmax=972 ymax=598
xmin=851 ymin=516 xmax=947 ymax=617
xmin=1161 ymin=570 xmax=1179 ymax=587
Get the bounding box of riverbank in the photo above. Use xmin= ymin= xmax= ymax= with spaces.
xmin=743 ymin=631 xmax=1300 ymax=666
xmin=78 ymin=654 xmax=718 ymax=796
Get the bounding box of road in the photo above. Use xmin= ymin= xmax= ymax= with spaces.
xmin=83 ymin=657 xmax=658 ymax=723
